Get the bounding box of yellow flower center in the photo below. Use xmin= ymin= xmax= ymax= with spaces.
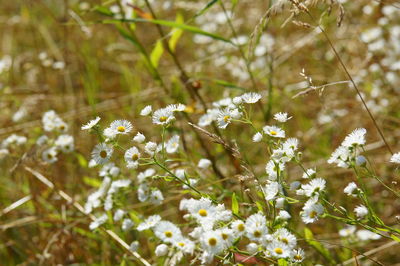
xmin=117 ymin=126 xmax=126 ymax=132
xmin=270 ymin=130 xmax=277 ymax=135
xmin=274 ymin=248 xmax=283 ymax=255
xmin=198 ymin=209 xmax=208 ymax=217
xmin=131 ymin=154 xmax=139 ymax=161
xmin=221 ymin=233 xmax=228 ymax=240
xmin=47 ymin=153 xmax=53 ymax=159
xmin=159 ymin=116 xmax=167 ymax=122
xmin=237 ymin=223 xmax=245 ymax=232
xmin=178 ymin=242 xmax=185 ymax=247
xmin=294 ymin=254 xmax=302 ymax=260
xmin=99 ymin=150 xmax=107 ymax=158
xmin=254 ymin=230 xmax=261 ymax=238
xmin=310 ymin=210 xmax=317 ymax=218
xmin=208 ymin=237 xmax=217 ymax=246
xmin=223 ymin=115 xmax=230 ymax=123
xmin=164 ymin=231 xmax=173 ymax=238
xmin=280 ymin=238 xmax=288 ymax=244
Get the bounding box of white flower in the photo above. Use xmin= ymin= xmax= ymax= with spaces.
xmin=273 ymin=112 xmax=292 ymax=122
xmin=264 ymin=181 xmax=279 ymax=201
xmin=290 ymin=181 xmax=301 ymax=191
xmin=91 ymin=143 xmax=113 ymax=165
xmin=165 ymin=135 xmax=180 ymax=154
xmin=292 ymin=248 xmax=305 ymax=263
xmin=328 ymin=146 xmax=351 ymax=168
xmin=42 ymin=147 xmax=58 ymax=163
xmin=113 ymin=209 xmax=125 ymax=221
xmin=155 ymin=244 xmax=168 ymax=256
xmin=277 ymin=210 xmax=291 ymax=220
xmin=267 ymin=240 xmax=292 ymax=258
xmin=140 ymin=105 xmax=152 ymax=116
xmin=339 ymin=225 xmax=356 ymax=237
xmin=103 ymin=127 xmax=117 ymax=139
xmin=149 ymin=189 xmax=164 ymax=205
xmin=198 ymin=158 xmax=212 ymax=169
xmin=145 ymin=141 xmax=157 ymax=155
xmin=390 ymin=152 xmax=400 ymax=164
xmin=129 ymin=241 xmax=139 ymax=252
xmin=231 ymin=220 xmax=246 ymax=236
xmin=0 ymin=149 xmax=9 ymax=159
xmin=137 ymin=215 xmax=161 ymax=231
xmin=109 ymin=120 xmax=133 ymax=135
xmin=301 ymin=200 xmax=324 ymax=224
xmin=245 ymin=213 xmax=268 ymax=242
xmin=233 ymin=96 xmax=243 ymax=105
xmin=200 ymin=231 xmax=225 ymax=255
xmin=122 ymin=218 xmax=134 ymax=231
xmin=344 ymin=182 xmax=358 ymax=196
xmin=301 ymin=178 xmax=326 ymax=197
xmin=217 ymin=108 xmax=235 ymax=129
xmin=36 ymin=135 xmax=49 ymax=146
xmin=152 ymin=108 xmax=174 ymax=125
xmin=54 ymin=134 xmax=74 ymax=153
xmin=81 ymin=116 xmax=100 ymax=130
xmin=241 ymin=92 xmax=262 ymax=103
xmin=167 ymin=103 xmax=186 ymax=112
xmin=354 ymin=205 xmax=368 ymax=218
xmin=341 ymin=128 xmax=367 ymax=147
xmin=356 ymin=230 xmax=381 ymax=241
xmin=302 ymin=168 xmax=316 ymax=179
xmin=154 ymin=221 xmax=182 ymax=243
xmin=273 ymin=228 xmax=297 ymax=248
xmin=99 ymin=163 xmax=120 ymax=177
xmin=356 ymin=155 xmax=367 ymax=166
xmin=123 ymin=147 xmax=140 ymax=168
xmin=263 ymin=125 xmax=285 ymax=138
xmin=265 ymin=160 xmax=285 ymax=180
xmin=252 ymin=132 xmax=262 ymax=142
xmin=12 ymin=107 xmax=27 ymax=122
xmin=89 ymin=214 xmax=108 ymax=230
xmin=174 ymin=238 xmax=195 ymax=254
xmin=246 ymin=242 xmax=259 ymax=253
xmin=133 ymin=132 xmax=146 ymax=143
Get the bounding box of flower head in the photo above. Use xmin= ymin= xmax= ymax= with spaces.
xmin=263 ymin=125 xmax=285 ymax=138
xmin=81 ymin=116 xmax=101 ymax=130
xmin=91 ymin=143 xmax=113 ymax=165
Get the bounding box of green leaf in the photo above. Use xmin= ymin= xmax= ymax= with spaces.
xmin=168 ymin=13 xmax=184 ymax=52
xmin=106 ymin=18 xmax=234 ymax=44
xmin=194 ymin=0 xmax=219 ymax=18
xmin=255 ymin=201 xmax=263 ymax=212
xmin=232 ymin=192 xmax=239 ymax=215
xmin=277 ymin=258 xmax=288 ymax=266
xmin=391 ymin=234 xmax=400 ymax=243
xmin=95 ymin=6 xmax=113 ymax=17
xmin=83 ymin=176 xmax=101 ymax=188
xmin=213 ymin=79 xmax=246 ymax=91
xmin=150 ymin=40 xmax=164 ymax=68
xmin=75 ymin=152 xmax=88 ymax=168
xmin=304 ymin=228 xmax=336 ymax=264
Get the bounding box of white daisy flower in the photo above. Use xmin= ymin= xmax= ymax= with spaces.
xmin=167 ymin=103 xmax=186 ymax=112
xmin=133 ymin=132 xmax=145 ymax=143
xmin=263 ymin=125 xmax=285 ymax=138
xmin=265 ymin=160 xmax=285 ymax=180
xmin=155 ymin=244 xmax=168 ymax=256
xmin=152 ymin=108 xmax=174 ymax=125
xmin=232 ymin=96 xmax=243 ymax=105
xmin=137 ymin=215 xmax=161 ymax=231
xmin=390 ymin=152 xmax=400 ymax=164
xmin=36 ymin=135 xmax=49 ymax=146
xmin=124 ymin=146 xmax=140 ymax=168
xmin=328 ymin=146 xmax=351 ymax=168
xmin=165 ymin=135 xmax=180 ymax=154
xmin=103 ymin=127 xmax=117 ymax=139
xmin=217 ymin=228 xmax=234 ymax=248
xmin=273 ymin=228 xmax=297 ymax=248
xmin=245 ymin=213 xmax=268 ymax=242
xmin=282 ymin=138 xmax=299 ymax=152
xmin=341 ymin=128 xmax=367 ymax=147
xmin=277 ymin=210 xmax=291 ymax=220
xmin=356 ymin=230 xmax=381 ymax=241
xmin=200 ymin=231 xmax=225 ymax=255
xmin=140 ymin=105 xmax=152 ymax=116
xmin=175 ymin=238 xmax=195 ymax=254
xmin=149 ymin=189 xmax=164 ymax=205
xmin=109 ymin=120 xmax=133 ymax=135
xmin=344 ymin=182 xmax=358 ymax=196
xmin=339 ymin=225 xmax=356 ymax=237
xmin=198 ymin=158 xmax=212 ymax=169
xmin=273 ymin=112 xmax=292 ymax=123
xmin=230 ymin=220 xmax=246 ymax=236
xmin=267 ymin=240 xmax=291 ymax=258
xmin=301 ymin=200 xmax=324 ymax=224
xmin=241 ymin=92 xmax=262 ymax=103
xmin=122 ymin=218 xmax=134 ymax=231
xmin=292 ymin=248 xmax=305 ymax=263
xmin=246 ymin=242 xmax=259 ymax=253
xmin=81 ymin=116 xmax=101 ymax=130
xmin=264 ymin=181 xmax=280 ymax=201
xmin=154 ymin=221 xmax=182 ymax=243
xmin=42 ymin=147 xmax=58 ymax=164
xmin=252 ymin=132 xmax=263 ymax=142
xmin=91 ymin=143 xmax=113 ymax=165
xmin=301 ymin=178 xmax=326 ymax=197
xmin=217 ymin=108 xmax=234 ymax=129
xmin=54 ymin=134 xmax=74 ymax=153
xmin=302 ymin=168 xmax=316 ymax=179
xmin=354 ymin=204 xmax=368 ymax=218
xmin=145 ymin=141 xmax=157 ymax=155
xmin=89 ymin=214 xmax=108 ymax=230
xmin=113 ymin=209 xmax=125 ymax=221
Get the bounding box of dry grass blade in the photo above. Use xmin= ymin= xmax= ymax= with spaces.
xmin=1 ymin=195 xmax=32 ymax=216
xmin=0 ymin=216 xmax=38 ymax=231
xmin=341 ymin=241 xmax=399 ymax=265
xmin=24 ymin=167 xmax=152 ymax=266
